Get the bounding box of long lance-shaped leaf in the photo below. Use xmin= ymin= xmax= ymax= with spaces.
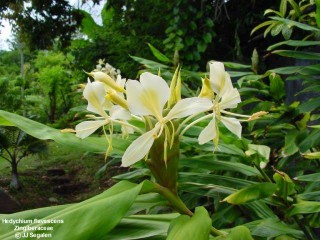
xmin=267 ymin=40 xmax=320 ymax=51
xmin=270 ymin=17 xmax=320 ymax=32
xmin=179 ymin=156 xmax=260 ymax=176
xmin=223 ymin=183 xmax=277 ymax=205
xmin=249 ymin=218 xmax=304 ymax=238
xmin=272 ymin=50 xmax=320 ymax=60
xmin=0 ymin=110 xmax=131 ymax=154
xmin=269 ymin=64 xmax=320 ymax=75
xmin=147 ymin=43 xmax=172 ymax=63
xmin=105 ymin=213 xmax=179 ymax=240
xmin=0 ymin=181 xmax=151 ymax=240
xmin=289 ymin=201 xmax=320 ymax=216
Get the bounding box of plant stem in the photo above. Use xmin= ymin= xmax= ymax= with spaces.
xmin=153 ymin=183 xmax=193 ymax=216
xmin=210 ymin=227 xmax=226 ymax=237
xmin=254 ymin=163 xmax=273 ymax=183
xmin=293 ymin=216 xmax=314 ymax=240
xmin=153 ymin=183 xmax=226 ymax=237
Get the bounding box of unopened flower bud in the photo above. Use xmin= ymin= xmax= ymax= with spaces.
xmin=106 ymin=92 xmax=129 ymax=110
xmin=248 ymin=111 xmax=268 ymax=121
xmin=89 ymin=71 xmax=125 ymax=93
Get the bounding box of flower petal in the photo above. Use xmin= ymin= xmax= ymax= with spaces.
xmin=165 ymin=97 xmax=213 ymax=120
xmin=121 ymin=126 xmax=159 ymax=167
xmin=220 ymin=116 xmax=242 ymax=138
xmin=210 ymin=62 xmax=233 ymax=96
xmin=126 ymin=73 xmax=169 ymax=120
xmin=83 ymin=80 xmax=109 ymax=117
xmin=110 ymin=105 xmax=131 ymax=120
xmin=75 ymin=120 xmax=108 ymax=139
xmin=198 ymin=118 xmax=217 ymax=145
xmin=219 ymin=87 xmax=241 ymax=110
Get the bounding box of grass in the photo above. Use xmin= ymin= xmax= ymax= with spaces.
xmin=0 ymin=141 xmax=128 ymax=211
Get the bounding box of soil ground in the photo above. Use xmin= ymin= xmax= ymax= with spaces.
xmin=0 ymin=142 xmax=128 ymax=211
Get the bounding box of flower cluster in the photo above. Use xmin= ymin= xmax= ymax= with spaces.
xmin=74 ymin=61 xmax=266 ymax=167
xmin=95 ymin=59 xmax=121 ymax=80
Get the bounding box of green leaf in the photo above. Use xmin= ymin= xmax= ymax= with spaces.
xmin=270 ymin=64 xmax=320 ymax=75
xmin=79 ymin=10 xmax=103 ymax=39
xmin=299 ymin=129 xmax=320 ymax=152
xmin=197 ymin=42 xmax=207 ymax=53
xmin=316 ymin=0 xmax=320 ymax=28
xmin=270 ymin=17 xmax=320 ymax=32
xmin=275 ymin=235 xmax=298 ymax=240
xmin=272 ymin=50 xmax=320 ymax=60
xmin=223 ymin=62 xmax=251 ymax=69
xmin=0 ymin=181 xmax=147 ymax=240
xmin=105 ymin=214 xmax=178 ymax=240
xmin=247 ymin=144 xmax=270 ymax=161
xmin=273 ymin=172 xmax=296 ymax=199
xmin=206 ymin=18 xmax=214 ymax=27
xmin=251 ymin=20 xmax=275 ymax=35
xmin=179 ymin=156 xmax=260 ymax=177
xmin=271 ymin=23 xmax=284 ymax=36
xmin=128 ymin=193 xmax=168 ymax=216
xmin=167 ymin=207 xmax=211 ymax=240
xmin=148 ymin=43 xmax=172 ymax=63
xmin=267 ymin=40 xmax=320 ymax=51
xmin=299 ymin=191 xmax=320 ymax=201
xmin=301 ymin=152 xmax=320 ymax=160
xmin=289 ymin=201 xmax=320 ymax=216
xmin=246 ymin=202 xmax=278 ymax=219
xmin=113 ymin=168 xmax=150 ymax=181
xmin=284 ymin=130 xmax=299 ymax=156
xmin=0 ymin=205 xmax=69 ymax=234
xmin=130 ymin=56 xmax=169 ymax=70
xmin=280 ymin=0 xmax=287 ymax=17
xmin=264 ymin=9 xmax=283 ymax=17
xmin=264 ymin=22 xmax=277 ymax=37
xmin=294 ymin=172 xmax=320 ymax=181
xmin=0 ymin=116 xmax=15 ymax=126
xmin=226 ymin=226 xmax=253 ymax=240
xmin=246 ymin=144 xmax=271 ymax=169
xmin=101 ymin=5 xmax=114 ymax=26
xmin=228 ymin=71 xmax=253 ymax=78
xmin=185 ymin=37 xmax=194 ymax=46
xmin=280 ymin=0 xmax=287 ymax=16
xmin=179 ymin=173 xmax=254 ymax=190
xmin=269 ymin=73 xmax=285 ymax=101
xmin=0 ymin=110 xmax=130 ymax=154
xmin=298 ymin=97 xmax=320 ymax=112
xmin=203 ymin=33 xmax=212 ymax=43
xmin=251 ymin=218 xmax=303 ymax=238
xmin=190 ymin=21 xmax=197 ymax=31
xmin=287 ymin=0 xmax=301 ymax=16
xmin=281 ymin=22 xmax=292 ymax=39
xmin=223 ymin=183 xmax=277 ymax=204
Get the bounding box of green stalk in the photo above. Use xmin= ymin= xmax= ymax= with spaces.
xmin=145 ymin=120 xmax=226 ymax=237
xmin=254 ymin=163 xmax=273 ymax=183
xmin=146 ymin=120 xmax=179 ymax=194
xmin=153 ymin=183 xmax=193 ymax=216
xmin=152 ymin=183 xmax=226 ymax=237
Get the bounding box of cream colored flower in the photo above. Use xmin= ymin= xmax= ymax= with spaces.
xmin=198 ymin=62 xmax=242 ymax=145
xmin=122 ymin=72 xmax=213 ymax=167
xmin=75 ymin=79 xmax=131 ymax=139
